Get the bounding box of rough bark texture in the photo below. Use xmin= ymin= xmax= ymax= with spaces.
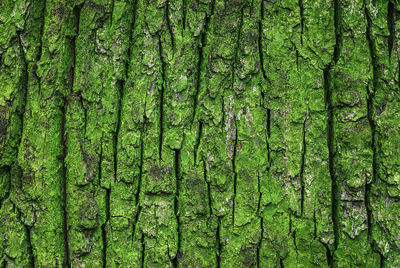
xmin=1 ymin=0 xmax=400 ymax=267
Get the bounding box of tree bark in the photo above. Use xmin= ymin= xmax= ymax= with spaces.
xmin=1 ymin=0 xmax=399 ymax=267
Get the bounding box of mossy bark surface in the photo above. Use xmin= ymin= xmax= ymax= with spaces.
xmin=1 ymin=0 xmax=400 ymax=267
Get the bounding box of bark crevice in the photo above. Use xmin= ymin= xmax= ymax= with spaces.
xmin=173 ymin=149 xmax=181 ymax=266
xmin=158 ymin=34 xmax=166 ymax=161
xmin=387 ymin=0 xmax=395 ymax=60
xmin=299 ymin=114 xmax=307 ymax=216
xmin=191 ymin=0 xmax=215 ymax=124
xmin=364 ymin=3 xmax=384 ymax=266
xmin=323 ymin=0 xmax=343 ymax=260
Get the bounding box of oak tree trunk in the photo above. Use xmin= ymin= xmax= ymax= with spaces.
xmin=1 ymin=0 xmax=400 ymax=266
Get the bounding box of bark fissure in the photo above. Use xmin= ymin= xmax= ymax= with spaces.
xmin=298 ymin=0 xmax=304 ymax=45
xmin=387 ymin=0 xmax=395 ymax=60
xmin=323 ymin=0 xmax=343 ymax=259
xmin=141 ymin=235 xmax=145 ymax=268
xmin=364 ymin=4 xmax=384 ymax=266
xmin=35 ymin=0 xmax=46 ymax=86
xmin=61 ymin=5 xmax=82 ymax=261
xmin=321 ymin=240 xmax=333 ymax=267
xmin=173 ymin=149 xmax=181 ymax=266
xmin=79 ymin=95 xmax=87 ymax=136
xmin=231 ymin=7 xmax=244 ymax=227
xmin=203 ymin=159 xmax=212 ymax=216
xmin=299 ymin=114 xmax=307 ymax=216
xmin=258 ymin=0 xmax=267 ymax=80
xmin=165 ymin=0 xmax=175 ymax=53
xmin=113 ymin=79 xmax=123 ymax=183
xmin=110 ymin=0 xmax=115 ymax=26
xmin=324 ymin=67 xmax=340 ymax=254
xmin=256 ymin=216 xmax=263 ymax=268
xmin=266 ymin=108 xmax=271 ymax=165
xmin=61 ymin=97 xmax=70 ymax=268
xmin=216 ymin=216 xmax=221 ymax=268
xmin=98 ymin=140 xmax=108 ymax=267
xmin=158 ymin=34 xmax=166 ymax=161
xmin=181 ymin=0 xmax=186 ymax=32
xmin=133 ymin=107 xmax=147 ymax=240
xmin=193 ymin=121 xmax=203 ymax=164
xmin=232 ymin=120 xmax=238 ymax=226
xmin=191 ymin=0 xmax=215 ymax=123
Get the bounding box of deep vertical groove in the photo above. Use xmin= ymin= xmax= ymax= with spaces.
xmin=193 ymin=121 xmax=203 ymax=164
xmin=332 ymin=0 xmax=343 ymax=64
xmin=99 ymin=141 xmax=108 ymax=268
xmin=31 ymin=0 xmax=46 ymax=96
xmin=231 ymin=7 xmax=244 ymax=227
xmin=321 ymin=240 xmax=333 ymax=267
xmin=387 ymin=0 xmax=395 ymax=60
xmin=364 ymin=3 xmax=384 ymax=266
xmin=192 ymin=0 xmax=215 ymax=123
xmin=102 ymin=190 xmax=110 ymax=268
xmin=133 ymin=122 xmax=145 ymax=234
xmin=115 ymin=0 xmax=138 ymax=174
xmin=141 ymin=235 xmax=145 ymax=268
xmin=35 ymin=0 xmax=46 ymax=75
xmin=26 ymin=228 xmax=34 ymax=266
xmin=203 ymin=159 xmax=213 ymax=217
xmin=256 ymin=216 xmax=263 ymax=268
xmin=323 ymin=0 xmax=343 ymax=262
xmin=256 ymin=174 xmax=262 ymax=215
xmin=110 ymin=0 xmax=115 ymax=26
xmin=114 ymin=79 xmax=123 ymax=184
xmin=298 ymin=0 xmax=304 ymax=45
xmin=61 ymin=4 xmax=83 ymax=265
xmin=133 ymin=104 xmax=146 ymax=240
xmin=258 ymin=0 xmax=267 ymax=80
xmin=79 ymin=95 xmax=87 ymax=136
xmin=158 ymin=34 xmax=166 ymax=161
xmin=324 ymin=67 xmax=339 ymax=254
xmin=117 ymin=0 xmax=140 ymax=245
xmin=181 ymin=0 xmax=186 ymax=32
xmin=216 ymin=217 xmax=221 ymax=268
xmin=61 ymin=96 xmax=70 ymax=268
xmin=299 ymin=114 xmax=307 ymax=216
xmin=173 ymin=149 xmax=181 ymax=267
xmin=232 ymin=121 xmax=238 ymax=226
xmin=231 ymin=7 xmax=245 ymax=86
xmin=266 ymin=108 xmax=271 ymax=165
xmin=165 ymin=0 xmax=175 ymax=52
xmin=313 ymin=209 xmax=317 ymax=238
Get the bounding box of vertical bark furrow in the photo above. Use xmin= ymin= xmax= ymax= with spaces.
xmin=191 ymin=0 xmax=215 ymax=124
xmin=363 ymin=2 xmax=384 ymax=265
xmin=173 ymin=149 xmax=181 ymax=266
xmin=61 ymin=97 xmax=70 ymax=268
xmin=324 ymin=67 xmax=339 ymax=252
xmin=387 ymin=0 xmax=395 ymax=60
xmin=299 ymin=114 xmax=307 ymax=217
xmin=298 ymin=0 xmax=304 ymax=45
xmin=158 ymin=34 xmax=165 ymax=161
xmin=324 ymin=0 xmax=343 ymax=261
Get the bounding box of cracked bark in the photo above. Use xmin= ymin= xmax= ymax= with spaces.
xmin=1 ymin=0 xmax=400 ymax=267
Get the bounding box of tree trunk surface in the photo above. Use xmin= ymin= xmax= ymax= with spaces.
xmin=0 ymin=0 xmax=399 ymax=267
